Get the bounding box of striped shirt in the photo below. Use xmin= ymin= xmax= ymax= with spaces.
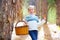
xmin=25 ymin=14 xmax=39 ymax=30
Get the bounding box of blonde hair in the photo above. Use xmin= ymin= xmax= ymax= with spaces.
xmin=28 ymin=5 xmax=36 ymax=14
xmin=28 ymin=5 xmax=35 ymax=9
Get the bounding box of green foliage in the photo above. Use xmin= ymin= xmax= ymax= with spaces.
xmin=47 ymin=0 xmax=56 ymax=24
xmin=48 ymin=6 xmax=56 ymax=24
xmin=48 ymin=0 xmax=56 ymax=9
xmin=48 ymin=0 xmax=55 ymax=4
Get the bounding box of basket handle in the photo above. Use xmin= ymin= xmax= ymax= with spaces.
xmin=15 ymin=21 xmax=27 ymax=27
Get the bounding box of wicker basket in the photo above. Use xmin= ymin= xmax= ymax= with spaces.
xmin=15 ymin=21 xmax=29 ymax=35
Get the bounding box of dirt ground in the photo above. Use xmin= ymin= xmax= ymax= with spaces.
xmin=11 ymin=23 xmax=60 ymax=40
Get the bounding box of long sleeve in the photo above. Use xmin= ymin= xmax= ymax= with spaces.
xmin=38 ymin=19 xmax=46 ymax=27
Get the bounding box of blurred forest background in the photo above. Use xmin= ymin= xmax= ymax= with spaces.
xmin=0 ymin=0 xmax=60 ymax=40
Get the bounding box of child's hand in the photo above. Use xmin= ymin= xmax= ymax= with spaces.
xmin=41 ymin=19 xmax=46 ymax=25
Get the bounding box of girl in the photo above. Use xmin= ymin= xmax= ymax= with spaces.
xmin=24 ymin=5 xmax=45 ymax=40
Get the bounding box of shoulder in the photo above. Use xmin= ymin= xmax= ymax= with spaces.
xmin=34 ymin=15 xmax=39 ymax=18
xmin=25 ymin=15 xmax=30 ymax=18
xmin=25 ymin=15 xmax=31 ymax=20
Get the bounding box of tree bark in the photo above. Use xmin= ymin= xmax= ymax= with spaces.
xmin=1 ymin=0 xmax=13 ymax=40
xmin=56 ymin=0 xmax=60 ymax=26
xmin=41 ymin=0 xmax=48 ymax=21
xmin=35 ymin=0 xmax=41 ymax=18
xmin=1 ymin=0 xmax=23 ymax=40
xmin=41 ymin=0 xmax=53 ymax=40
xmin=0 ymin=0 xmax=3 ymax=39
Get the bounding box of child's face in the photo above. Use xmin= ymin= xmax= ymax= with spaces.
xmin=28 ymin=8 xmax=34 ymax=14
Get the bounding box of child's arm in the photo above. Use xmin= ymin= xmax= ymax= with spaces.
xmin=38 ymin=19 xmax=46 ymax=25
xmin=38 ymin=19 xmax=46 ymax=30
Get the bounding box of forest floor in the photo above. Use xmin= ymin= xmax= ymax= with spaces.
xmin=11 ymin=22 xmax=60 ymax=40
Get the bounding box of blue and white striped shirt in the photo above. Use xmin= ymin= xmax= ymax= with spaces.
xmin=25 ymin=14 xmax=39 ymax=23
xmin=25 ymin=14 xmax=39 ymax=30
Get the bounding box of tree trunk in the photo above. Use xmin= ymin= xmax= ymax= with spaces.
xmin=1 ymin=0 xmax=13 ymax=40
xmin=41 ymin=0 xmax=48 ymax=21
xmin=0 ymin=0 xmax=3 ymax=40
xmin=41 ymin=0 xmax=52 ymax=40
xmin=1 ymin=0 xmax=23 ymax=40
xmin=12 ymin=0 xmax=23 ymax=22
xmin=56 ymin=0 xmax=60 ymax=26
xmin=35 ymin=0 xmax=41 ymax=18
